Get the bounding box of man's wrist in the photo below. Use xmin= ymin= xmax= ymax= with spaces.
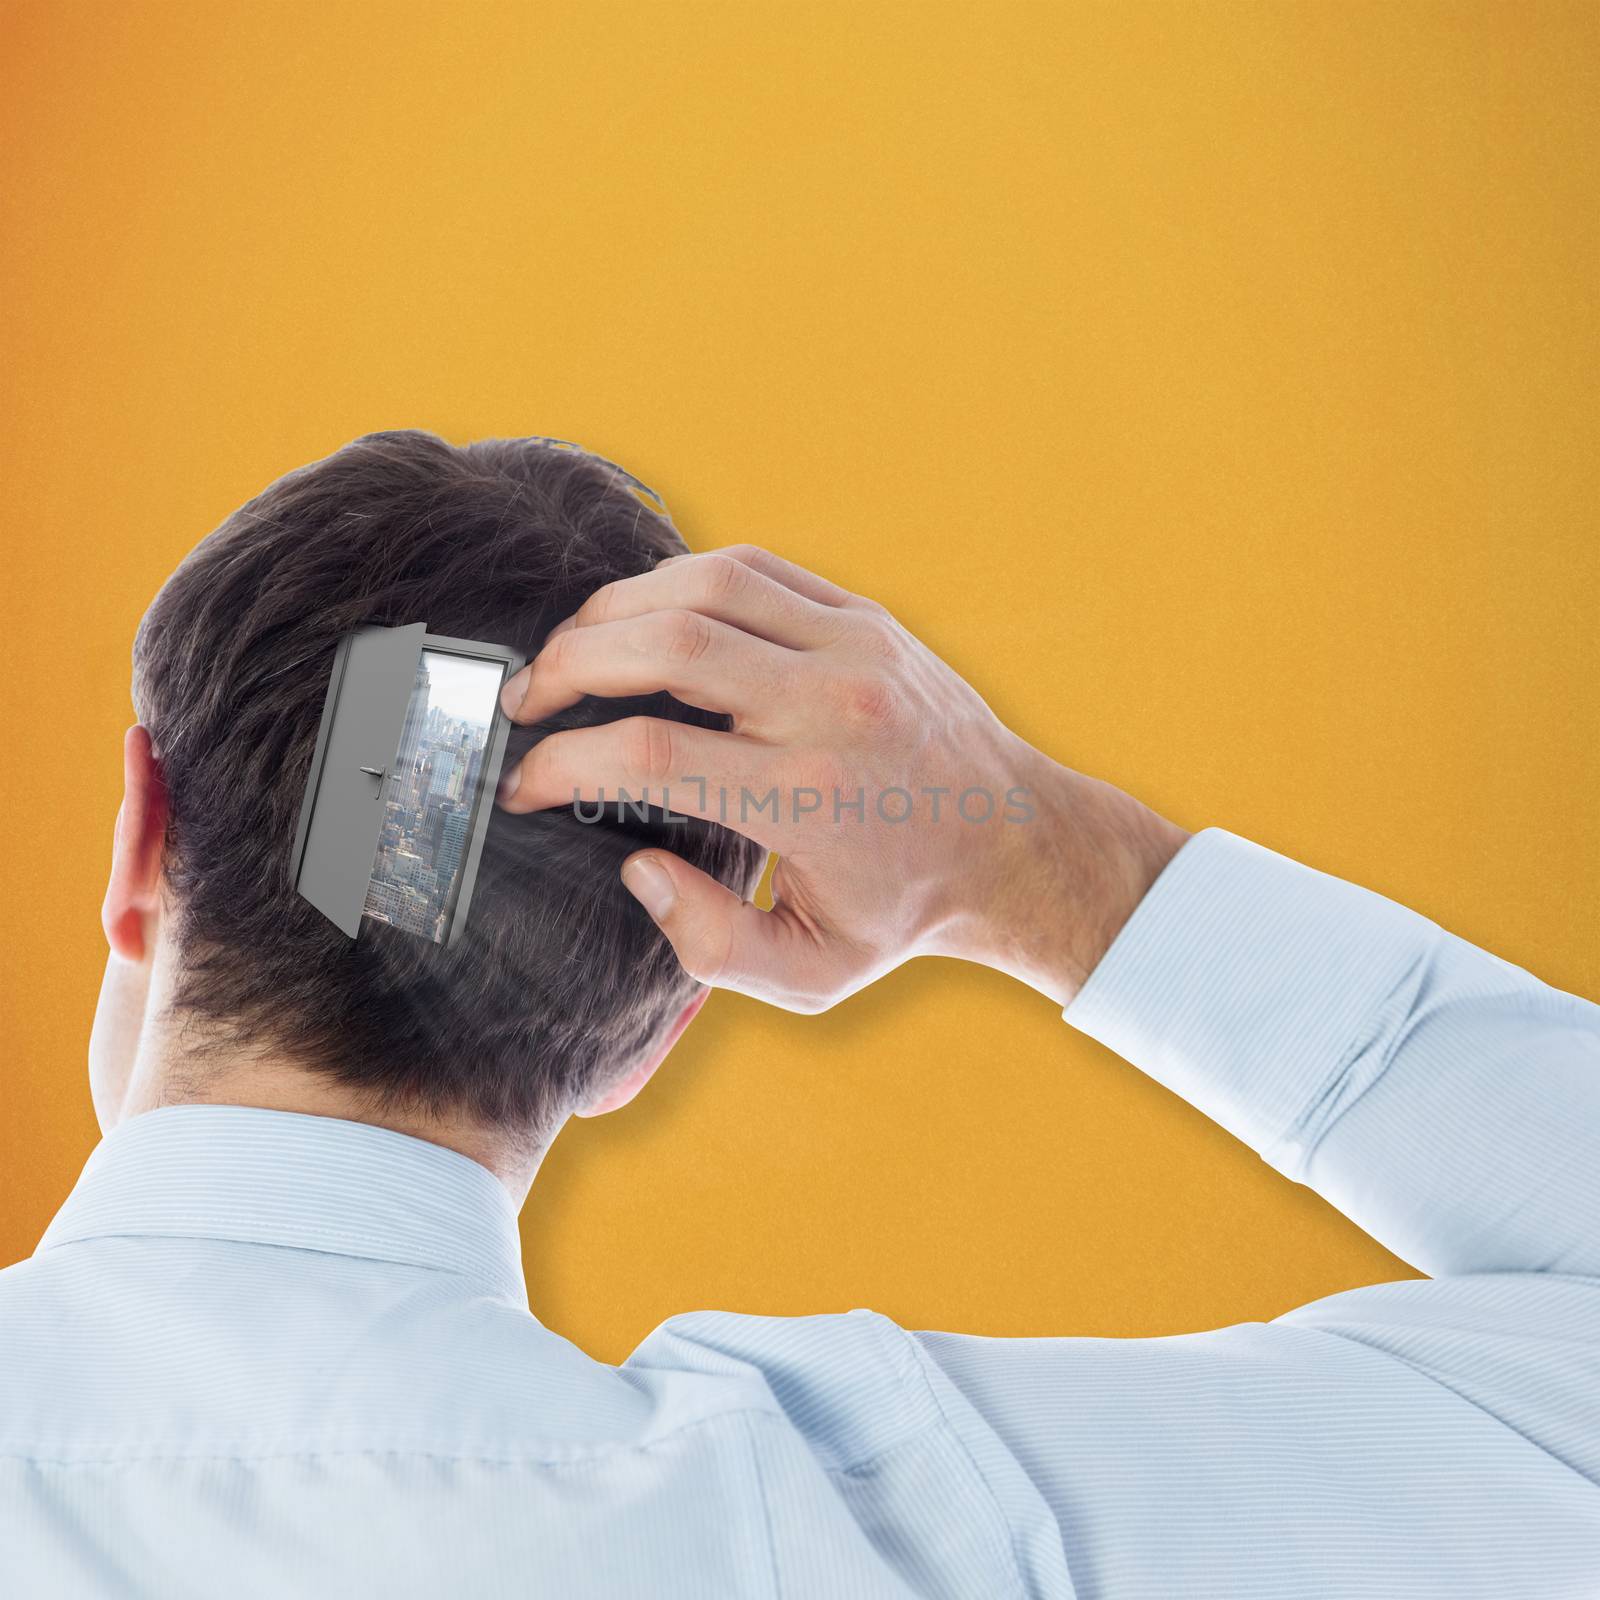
xmin=927 ymin=744 xmax=1189 ymax=1007
xmin=1057 ymin=772 xmax=1190 ymax=1002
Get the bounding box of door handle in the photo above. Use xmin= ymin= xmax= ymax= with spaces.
xmin=359 ymin=766 xmax=386 ymax=779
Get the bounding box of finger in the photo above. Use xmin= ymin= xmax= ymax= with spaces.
xmin=559 ymin=553 xmax=846 ymax=650
xmin=501 ymin=610 xmax=799 ymax=726
xmin=620 ymin=849 xmax=850 ymax=1012
xmin=496 ymin=718 xmax=789 ymax=848
xmin=682 ymin=544 xmax=859 ymax=608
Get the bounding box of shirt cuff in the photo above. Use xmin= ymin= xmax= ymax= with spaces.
xmin=1062 ymin=828 xmax=1441 ymax=1178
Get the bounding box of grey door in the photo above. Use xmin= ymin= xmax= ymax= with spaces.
xmin=291 ymin=622 xmax=425 ymax=936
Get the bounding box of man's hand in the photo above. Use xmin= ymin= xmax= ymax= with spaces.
xmin=496 ymin=547 xmax=1188 ymax=1011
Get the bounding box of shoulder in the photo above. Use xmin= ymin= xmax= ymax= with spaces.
xmin=627 ymin=1307 xmax=1072 ymax=1597
xmin=626 ymin=1307 xmax=943 ymax=1472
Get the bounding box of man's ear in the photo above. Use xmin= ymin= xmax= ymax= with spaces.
xmin=578 ymin=986 xmax=711 ymax=1118
xmin=102 ymin=725 xmax=169 ymax=964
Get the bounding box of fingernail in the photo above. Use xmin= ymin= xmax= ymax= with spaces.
xmin=496 ymin=765 xmax=521 ymax=805
xmin=500 ymin=667 xmax=530 ymax=718
xmin=622 ymin=856 xmax=676 ymax=920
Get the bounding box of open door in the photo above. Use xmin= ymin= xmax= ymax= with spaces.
xmin=290 ymin=623 xmax=426 ymax=936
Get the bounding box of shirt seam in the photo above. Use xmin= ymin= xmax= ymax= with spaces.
xmin=867 ymin=1315 xmax=1032 ymax=1600
xmin=735 ymin=1411 xmax=784 ymax=1600
xmin=0 ymin=1404 xmax=792 ymax=1470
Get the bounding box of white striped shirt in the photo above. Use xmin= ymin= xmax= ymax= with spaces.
xmin=3 ymin=828 xmax=1597 ymax=1596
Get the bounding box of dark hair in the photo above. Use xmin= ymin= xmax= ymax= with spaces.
xmin=131 ymin=430 xmax=762 ymax=1133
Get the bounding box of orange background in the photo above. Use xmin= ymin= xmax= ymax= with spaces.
xmin=2 ymin=1 xmax=1595 ymax=1364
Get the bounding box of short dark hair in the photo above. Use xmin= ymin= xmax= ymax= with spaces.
xmin=132 ymin=430 xmax=762 ymax=1132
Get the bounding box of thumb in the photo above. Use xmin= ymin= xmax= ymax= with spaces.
xmin=619 ymin=850 xmax=843 ymax=1011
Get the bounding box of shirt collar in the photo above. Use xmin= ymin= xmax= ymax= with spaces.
xmin=36 ymin=1104 xmax=528 ymax=1306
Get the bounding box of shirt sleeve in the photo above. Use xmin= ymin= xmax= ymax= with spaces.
xmin=903 ymin=828 xmax=1600 ymax=1598
xmin=1059 ymin=826 xmax=1600 ymax=1278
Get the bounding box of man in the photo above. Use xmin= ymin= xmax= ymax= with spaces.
xmin=2 ymin=431 xmax=1596 ymax=1598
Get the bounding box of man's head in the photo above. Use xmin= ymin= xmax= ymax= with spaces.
xmin=95 ymin=431 xmax=762 ymax=1166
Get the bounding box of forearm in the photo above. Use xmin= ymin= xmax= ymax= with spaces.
xmin=503 ymin=537 xmax=1598 ymax=1270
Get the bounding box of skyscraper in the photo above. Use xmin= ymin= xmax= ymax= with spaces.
xmin=436 ymin=807 xmax=470 ymax=899
xmin=392 ymin=656 xmax=431 ymax=803
xmin=428 ymin=750 xmax=457 ymax=798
